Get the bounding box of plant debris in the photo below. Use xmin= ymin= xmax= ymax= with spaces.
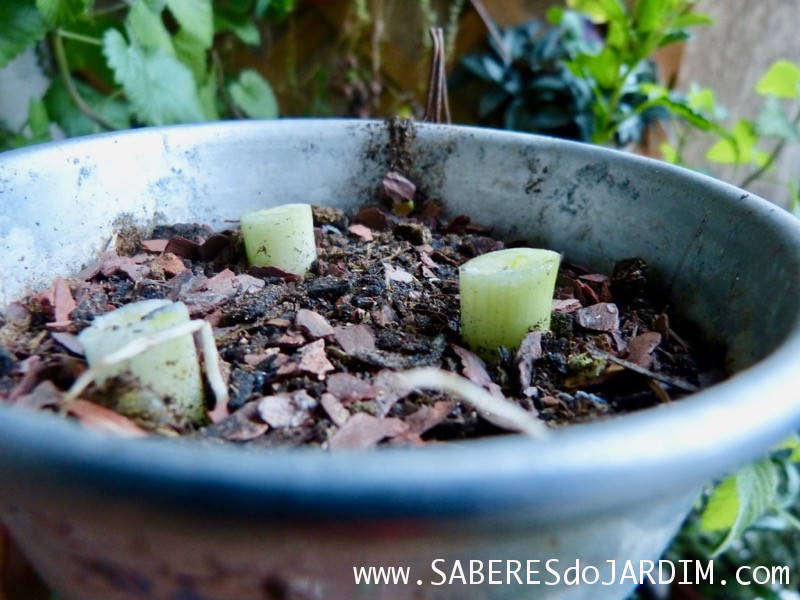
xmin=0 ymin=202 xmax=727 ymax=448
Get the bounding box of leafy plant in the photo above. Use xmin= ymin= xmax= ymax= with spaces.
xmin=452 ymin=19 xmax=595 ymax=140
xmin=454 ymin=0 xmax=717 ymax=148
xmin=661 ymin=59 xmax=800 ymax=216
xmin=548 ymin=0 xmax=717 ymax=146
xmin=654 ymin=439 xmax=800 ymax=599
xmin=0 ymin=0 xmax=294 ymax=151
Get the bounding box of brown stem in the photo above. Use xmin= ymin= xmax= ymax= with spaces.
xmin=468 ymin=0 xmax=510 ymax=64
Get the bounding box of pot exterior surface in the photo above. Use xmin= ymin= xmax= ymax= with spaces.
xmin=2 ymin=120 xmax=800 ymax=599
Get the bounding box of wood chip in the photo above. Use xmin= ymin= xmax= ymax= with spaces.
xmin=98 ymin=252 xmax=149 ymax=281
xmin=516 ymin=331 xmax=542 ymax=390
xmin=552 ymin=298 xmax=581 ymax=313
xmin=67 ymin=399 xmax=148 ymax=438
xmin=333 ymin=324 xmax=376 ymax=354
xmin=328 ymin=413 xmax=409 ymax=450
xmin=383 ymin=171 xmax=416 ymax=203
xmin=384 ymin=262 xmax=414 ymax=284
xmin=141 ymin=239 xmax=169 ymax=253
xmin=354 ymin=206 xmax=390 ymax=231
xmin=51 ymin=276 xmax=76 ymax=324
xmin=453 ymin=345 xmax=505 ymax=400
xmin=626 ymin=332 xmax=662 ymax=368
xmin=326 ymin=372 xmax=379 ymax=403
xmin=204 ymin=402 xmax=268 ymax=441
xmin=164 ymin=235 xmax=200 ymax=260
xmin=296 ymin=339 xmax=335 ymax=380
xmin=150 ymin=252 xmax=187 ymax=277
xmin=233 ymin=274 xmax=265 ymax=294
xmin=348 ymin=223 xmax=374 ymax=241
xmin=7 ymin=356 xmax=44 ymax=403
xmin=403 ymin=400 xmax=454 ymax=435
xmin=248 ymin=265 xmax=303 ymax=283
xmin=295 ymin=308 xmax=335 ymax=339
xmin=575 ymin=303 xmax=619 ymax=332
xmin=198 ymin=234 xmax=231 ymax=261
xmin=320 ymin=392 xmax=349 ymax=426
xmin=257 ymin=390 xmax=317 ymax=428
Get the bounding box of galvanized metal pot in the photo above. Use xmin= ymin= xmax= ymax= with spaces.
xmin=2 ymin=121 xmax=800 ymax=600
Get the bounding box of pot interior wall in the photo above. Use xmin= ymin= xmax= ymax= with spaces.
xmin=2 ymin=121 xmax=799 ymax=372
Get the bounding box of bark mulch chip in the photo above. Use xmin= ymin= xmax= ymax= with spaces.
xmin=0 ymin=202 xmax=727 ymax=447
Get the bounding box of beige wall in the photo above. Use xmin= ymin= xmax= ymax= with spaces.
xmin=678 ymin=0 xmax=800 ymax=206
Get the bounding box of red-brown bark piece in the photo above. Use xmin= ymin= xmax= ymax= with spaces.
xmin=326 ymin=372 xmax=379 ymax=404
xmin=348 ymin=224 xmax=374 ymax=242
xmin=627 ymin=332 xmax=662 ymax=368
xmin=354 ymin=206 xmax=390 ymax=231
xmin=295 ymin=308 xmax=335 ymax=339
xmin=517 ymin=332 xmax=542 ymax=391
xmin=453 ymin=344 xmax=504 ymax=400
xmin=257 ymin=390 xmax=317 ymax=429
xmin=328 ymin=413 xmax=409 ymax=450
xmin=164 ymin=236 xmax=200 ymax=260
xmin=383 ymin=171 xmax=416 ymax=203
xmin=333 ymin=324 xmax=376 ymax=354
xmin=51 ymin=276 xmax=77 ymax=324
xmin=296 ymin=339 xmax=335 ymax=380
xmin=575 ymin=303 xmax=619 ymax=332
xmin=320 ymin=392 xmax=350 ymax=427
xmin=404 ymin=400 xmax=454 ymax=436
xmin=141 ymin=239 xmax=169 ymax=254
xmin=150 ymin=252 xmax=187 ymax=277
xmin=67 ymin=399 xmax=148 ymax=438
xmin=552 ymin=298 xmax=582 ymax=313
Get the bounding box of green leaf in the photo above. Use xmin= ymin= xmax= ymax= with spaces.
xmin=701 ymin=459 xmax=781 ymax=556
xmin=173 ymin=28 xmax=207 ymax=82
xmin=43 ymin=79 xmax=132 ymax=136
xmin=36 ymin=0 xmax=89 ymax=26
xmin=581 ymin=46 xmax=620 ymax=89
xmin=198 ymin=68 xmax=220 ymax=121
xmin=0 ymin=0 xmax=48 ymax=68
xmin=756 ymin=60 xmax=800 ymax=99
xmin=659 ymin=142 xmax=679 ymax=164
xmin=228 ymin=69 xmax=278 ymax=119
xmin=166 ymin=0 xmax=214 ymax=48
xmin=706 ymin=120 xmax=757 ymax=165
xmin=688 ymin=86 xmax=716 ymax=114
xmin=755 ymin=96 xmax=800 ymax=141
xmin=566 ymin=0 xmax=625 ymax=24
xmin=103 ymin=28 xmax=205 ymax=125
xmin=670 ymin=12 xmax=714 ymax=28
xmin=27 ymin=98 xmax=51 ymax=143
xmin=636 ymin=0 xmax=665 ymax=33
xmin=213 ymin=10 xmax=260 ymax=45
xmin=127 ymin=0 xmax=174 ymax=55
xmin=255 ymin=0 xmax=298 ymax=20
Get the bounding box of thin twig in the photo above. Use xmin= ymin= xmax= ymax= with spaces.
xmin=51 ymin=32 xmax=117 ymax=131
xmin=468 ymin=0 xmax=510 ymax=64
xmin=424 ymin=27 xmax=451 ymax=124
xmin=589 ymin=349 xmax=699 ymax=393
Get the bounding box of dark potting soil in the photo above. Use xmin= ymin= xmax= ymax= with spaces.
xmin=0 ymin=202 xmax=726 ymax=448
